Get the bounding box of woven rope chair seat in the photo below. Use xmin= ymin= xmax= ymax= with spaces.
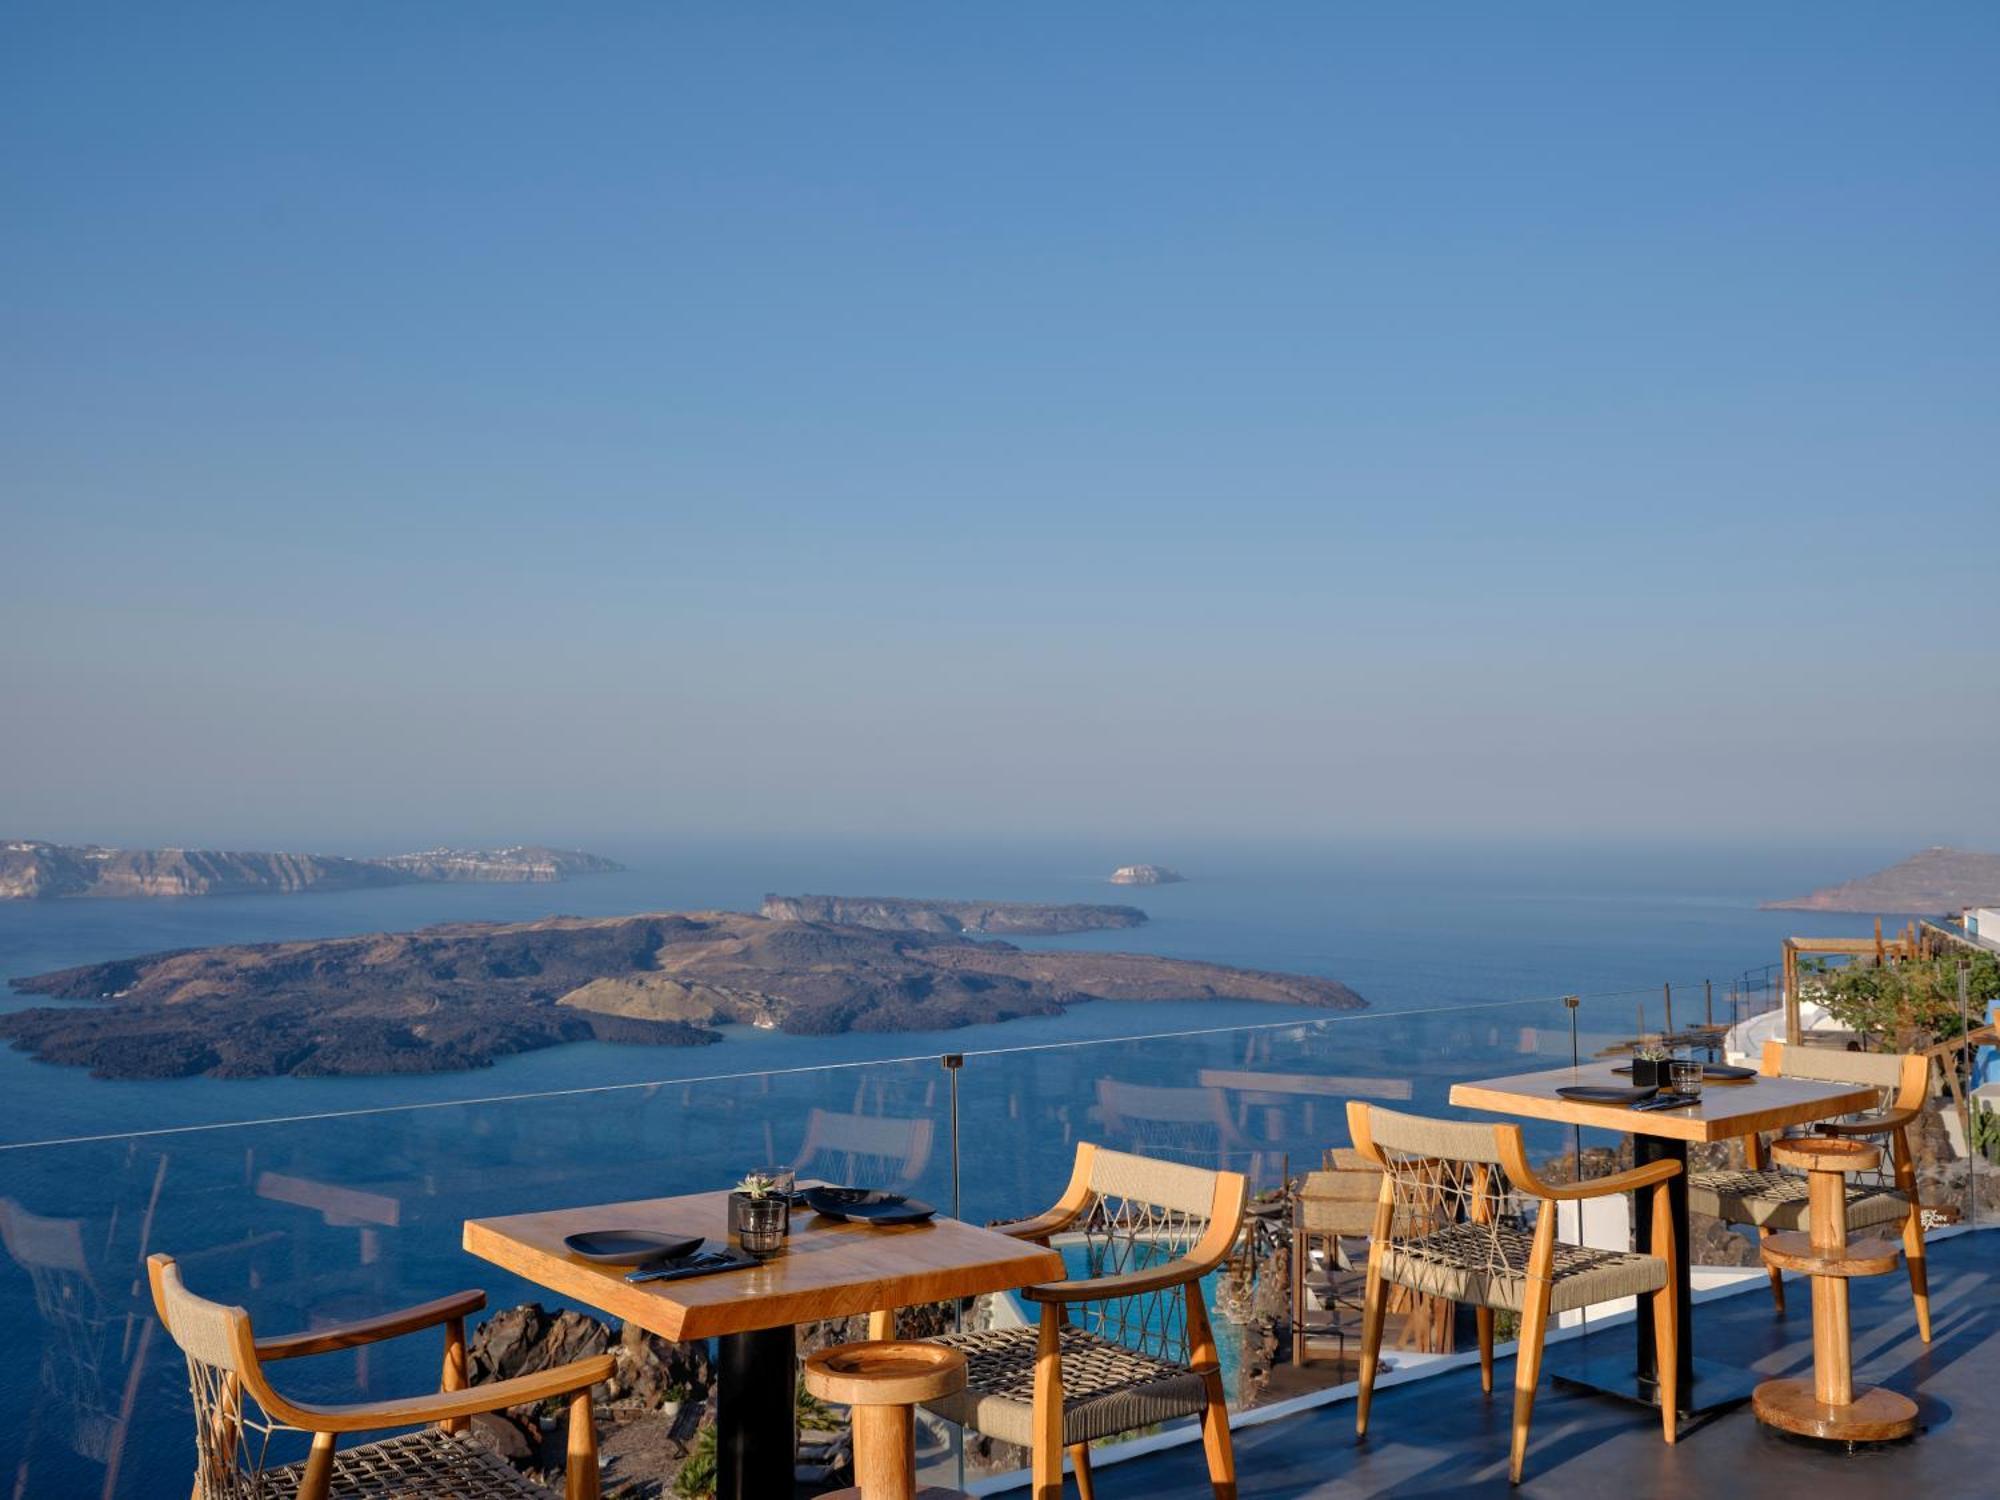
xmin=1688 ymin=1167 xmax=1910 ymax=1233
xmin=1379 ymin=1222 xmax=1666 ymax=1315
xmin=250 ymin=1430 xmax=554 ymax=1500
xmin=922 ymin=1326 xmax=1207 ymax=1448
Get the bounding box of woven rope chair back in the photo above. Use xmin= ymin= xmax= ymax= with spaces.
xmin=1770 ymin=1043 xmax=1908 ymax=1109
xmin=3 ymin=1200 xmax=119 ymax=1462
xmin=795 ymin=1107 xmax=935 ymax=1188
xmin=1067 ymin=1148 xmax=1225 ymax=1363
xmin=151 ymin=1258 xmax=297 ymax=1500
xmin=1768 ymin=1043 xmax=1920 ymax=1189
xmin=1361 ymin=1107 xmax=1527 ymax=1289
xmin=1094 ymin=1079 xmax=1232 ymax=1169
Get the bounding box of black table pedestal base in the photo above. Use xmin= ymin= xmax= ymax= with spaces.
xmin=717 ymin=1324 xmax=796 ymax=1500
xmin=1548 ymin=1341 xmax=1762 ymax=1417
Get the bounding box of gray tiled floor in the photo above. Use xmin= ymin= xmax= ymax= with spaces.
xmin=1039 ymin=1228 xmax=1999 ymax=1499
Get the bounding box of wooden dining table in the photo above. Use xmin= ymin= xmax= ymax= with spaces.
xmin=1450 ymin=1059 xmax=1877 ymax=1415
xmin=464 ymin=1190 xmax=1061 ymax=1500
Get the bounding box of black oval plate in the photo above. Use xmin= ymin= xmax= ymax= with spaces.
xmin=1557 ymin=1084 xmax=1660 ymax=1106
xmin=804 ymin=1187 xmax=938 ymax=1226
xmin=564 ymin=1229 xmax=705 ymax=1265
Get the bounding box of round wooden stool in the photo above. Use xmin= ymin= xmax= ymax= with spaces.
xmin=803 ymin=1340 xmax=971 ymax=1500
xmin=1752 ymin=1137 xmax=1918 ymax=1444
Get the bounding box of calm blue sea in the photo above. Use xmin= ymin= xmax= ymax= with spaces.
xmin=0 ymin=836 xmax=1903 ymax=1145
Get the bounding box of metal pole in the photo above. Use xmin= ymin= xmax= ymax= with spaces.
xmin=1960 ymin=966 xmax=1975 ymax=1226
xmin=1565 ymin=994 xmax=1586 ymax=1331
xmin=1566 ymin=995 xmax=1583 ymax=1183
xmin=941 ymin=1053 xmax=963 ymax=1222
xmin=1664 ymin=981 xmax=1673 ymax=1038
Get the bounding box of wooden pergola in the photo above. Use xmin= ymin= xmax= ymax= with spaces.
xmin=1781 ymin=919 xmax=1920 ymax=1044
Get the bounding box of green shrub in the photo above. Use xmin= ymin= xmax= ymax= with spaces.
xmin=1813 ymin=952 xmax=2000 ymax=1049
xmin=672 ymin=1425 xmax=717 ymax=1500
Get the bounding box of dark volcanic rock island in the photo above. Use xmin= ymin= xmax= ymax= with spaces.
xmin=1 ymin=906 xmax=1364 ymax=1080
xmin=758 ymin=893 xmax=1147 ymax=935
xmin=1763 ymin=847 xmax=2000 ymax=914
xmin=0 ymin=840 xmax=622 ymax=900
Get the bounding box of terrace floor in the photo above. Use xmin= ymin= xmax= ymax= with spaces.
xmin=995 ymin=1227 xmax=1999 ymax=1499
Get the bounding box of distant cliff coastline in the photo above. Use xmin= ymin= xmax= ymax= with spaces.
xmin=0 ymin=840 xmax=622 ymax=900
xmin=759 ymin=893 xmax=1147 ymax=935
xmin=1763 ymin=847 xmax=2000 ymax=914
xmin=2 ymin=905 xmax=1364 ymax=1079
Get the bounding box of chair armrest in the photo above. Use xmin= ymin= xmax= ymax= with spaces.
xmin=987 ymin=1207 xmax=1080 ymax=1244
xmin=277 ymin=1354 xmax=616 ymax=1434
xmin=1021 ymin=1257 xmax=1206 ymax=1304
xmin=1817 ymin=1108 xmax=1921 ymax=1137
xmin=1529 ymin=1160 xmax=1680 ymax=1202
xmin=256 ymin=1290 xmax=486 ymax=1362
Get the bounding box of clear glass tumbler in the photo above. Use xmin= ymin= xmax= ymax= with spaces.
xmin=735 ymin=1194 xmax=789 ymax=1258
xmin=1669 ymin=1058 xmax=1704 ymax=1099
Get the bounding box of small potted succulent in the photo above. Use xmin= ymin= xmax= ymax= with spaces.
xmin=660 ymin=1381 xmax=691 ymax=1422
xmin=730 ymin=1172 xmax=790 ymax=1257
xmin=1630 ymin=1043 xmax=1673 ymax=1090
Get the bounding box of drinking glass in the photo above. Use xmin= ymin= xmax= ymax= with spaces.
xmin=735 ymin=1195 xmax=788 ymax=1258
xmin=1669 ymin=1058 xmax=1704 ymax=1099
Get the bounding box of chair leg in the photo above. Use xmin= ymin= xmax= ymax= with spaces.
xmin=441 ymin=1314 xmax=469 ymax=1435
xmin=1355 ymin=1262 xmax=1388 ymax=1437
xmin=1651 ymin=1285 xmax=1678 ymax=1446
xmin=1475 ymin=1306 xmax=1494 ymax=1396
xmin=1902 ymin=1208 xmax=1932 ymax=1342
xmin=1894 ymin=1140 xmax=1932 ymax=1343
xmin=298 ymin=1431 xmax=336 ymax=1500
xmin=1031 ymin=1309 xmax=1065 ymax=1500
xmin=565 ymin=1387 xmax=601 ymax=1500
xmin=1197 ymin=1365 xmax=1237 ymax=1500
xmin=1758 ymin=1225 xmax=1785 ymax=1314
xmin=1068 ymin=1442 xmax=1095 ymax=1500
xmin=1508 ymin=1279 xmax=1552 ymax=1486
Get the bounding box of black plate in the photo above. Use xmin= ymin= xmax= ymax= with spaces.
xmin=804 ymin=1187 xmax=938 ymax=1225
xmin=1556 ymin=1084 xmax=1660 ymax=1106
xmin=564 ymin=1229 xmax=705 ymax=1265
xmin=1613 ymin=1063 xmax=1756 ymax=1082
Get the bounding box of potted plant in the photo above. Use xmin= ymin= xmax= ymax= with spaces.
xmin=1630 ymin=1044 xmax=1673 ymax=1090
xmin=731 ymin=1172 xmax=789 ymax=1257
xmin=660 ymin=1382 xmax=691 ymax=1422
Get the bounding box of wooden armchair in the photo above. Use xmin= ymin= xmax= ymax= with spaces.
xmin=1347 ymin=1103 xmax=1678 ymax=1485
xmin=1686 ymin=1040 xmax=1932 ymax=1340
xmin=920 ymin=1142 xmax=1246 ymax=1500
xmin=146 ymin=1254 xmax=612 ymax=1500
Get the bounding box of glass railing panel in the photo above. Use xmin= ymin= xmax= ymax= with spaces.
xmin=0 ymin=1054 xmax=953 ymax=1500
xmin=0 ymin=989 xmax=1982 ymax=1497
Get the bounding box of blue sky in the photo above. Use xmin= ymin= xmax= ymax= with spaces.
xmin=2 ymin=4 xmax=1995 ymax=847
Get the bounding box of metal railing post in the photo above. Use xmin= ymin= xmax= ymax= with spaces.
xmin=1565 ymin=995 xmax=1582 ymax=1184
xmin=940 ymin=1053 xmax=963 ymax=1223
xmin=1959 ymin=966 xmax=1975 ymax=1226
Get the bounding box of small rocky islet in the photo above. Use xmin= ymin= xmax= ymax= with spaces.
xmin=1109 ymin=863 xmax=1186 ymax=886
xmin=1 ymin=896 xmax=1363 ymax=1080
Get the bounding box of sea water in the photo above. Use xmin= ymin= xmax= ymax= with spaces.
xmin=0 ymin=835 xmax=1902 ymax=1145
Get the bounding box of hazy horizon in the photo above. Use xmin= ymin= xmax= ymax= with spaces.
xmin=5 ymin=6 xmax=1996 ymax=848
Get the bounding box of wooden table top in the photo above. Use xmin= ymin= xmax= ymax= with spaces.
xmin=463 ymin=1190 xmax=1064 ymax=1342
xmin=1449 ymin=1061 xmax=1878 ymax=1144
